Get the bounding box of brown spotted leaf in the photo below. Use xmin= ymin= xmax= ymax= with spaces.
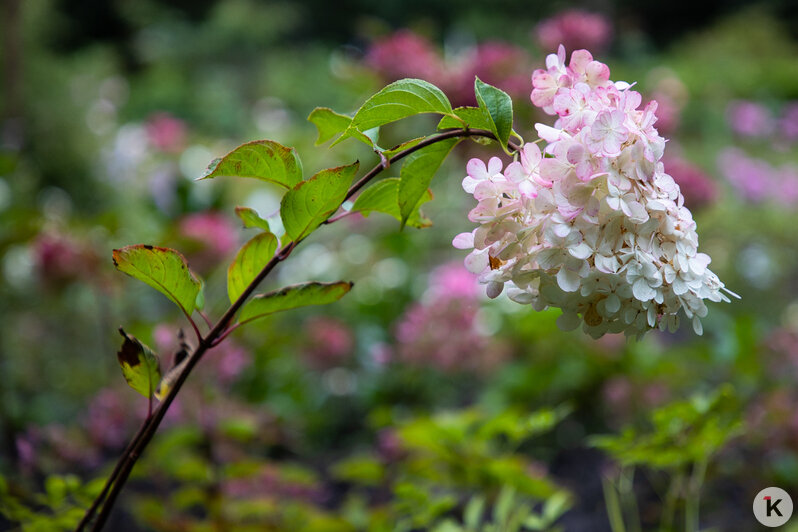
xmin=112 ymin=245 xmax=202 ymax=317
xmin=117 ymin=329 xmax=162 ymax=399
xmin=199 ymin=140 xmax=303 ymax=189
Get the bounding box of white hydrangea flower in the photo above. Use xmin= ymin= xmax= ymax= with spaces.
xmin=454 ymin=45 xmax=738 ymax=338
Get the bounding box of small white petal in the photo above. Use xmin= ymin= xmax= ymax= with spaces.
xmin=557 ymin=267 xmax=581 ymax=292
xmin=462 ymin=176 xmax=480 ymax=193
xmin=569 ymin=241 xmax=593 ymax=260
xmin=486 ymin=281 xmax=504 ymax=299
xmin=632 ymin=278 xmax=655 ymax=301
xmin=452 ymin=232 xmax=474 ymax=249
xmin=692 ymin=316 xmax=703 ymax=335
xmin=604 ymin=293 xmax=621 ymax=313
xmin=556 ymin=311 xmax=581 ymax=331
xmin=464 ymin=251 xmax=489 ymax=274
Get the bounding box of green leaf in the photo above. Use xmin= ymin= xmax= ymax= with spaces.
xmin=117 ymin=329 xmax=162 ymax=399
xmin=281 ymin=161 xmax=358 ymax=242
xmin=199 ymin=140 xmax=303 ymax=189
xmin=352 ymin=178 xmax=432 ymax=228
xmin=335 ymin=79 xmax=453 ymax=145
xmin=234 ymin=206 xmax=271 ymax=232
xmin=436 ymin=106 xmax=493 ymax=131
xmin=331 ymin=454 xmax=385 ymax=485
xmin=474 ymin=77 xmax=514 ymax=154
xmin=307 ymin=107 xmax=352 ymax=145
xmin=239 ymin=281 xmax=353 ymax=325
xmin=494 ymin=486 xmax=516 ymax=525
xmin=464 ymin=496 xmax=486 ymax=529
xmin=543 ymin=491 xmax=572 ymax=522
xmin=113 ymin=245 xmax=202 ymax=317
xmin=523 ymin=515 xmax=546 ymax=530
xmin=397 ymin=138 xmax=459 ymax=227
xmin=195 ymin=279 xmax=205 ymax=311
xmin=227 ymin=232 xmax=279 ymax=303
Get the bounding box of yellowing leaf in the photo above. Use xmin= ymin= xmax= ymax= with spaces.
xmin=116 ymin=329 xmax=162 ymax=399
xmin=199 ymin=140 xmax=303 ymax=189
xmin=113 ymin=245 xmax=202 ymax=318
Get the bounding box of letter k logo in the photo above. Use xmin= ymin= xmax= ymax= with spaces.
xmin=754 ymin=487 xmax=792 ymax=526
xmin=765 ymin=496 xmax=783 ymax=517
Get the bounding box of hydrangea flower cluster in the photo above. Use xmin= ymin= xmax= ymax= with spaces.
xmin=454 ymin=46 xmax=737 ymax=338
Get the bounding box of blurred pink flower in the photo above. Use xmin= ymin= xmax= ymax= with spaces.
xmin=662 ymin=156 xmax=717 ymax=209
xmin=746 ymin=389 xmax=798 ymax=450
xmin=448 ymin=43 xmax=532 ymax=106
xmin=365 ymin=30 xmax=443 ymax=83
xmin=156 ymin=323 xmax=251 ymax=383
xmin=213 ymin=341 xmax=252 ymax=383
xmin=726 ymin=100 xmax=774 ymax=138
xmin=223 ymin=463 xmax=321 ymax=501
xmin=718 ymin=148 xmax=798 ymax=205
xmin=145 ymin=112 xmax=187 ymax=153
xmin=535 ymin=10 xmax=612 ymax=53
xmin=87 ymin=388 xmax=133 ymax=449
xmin=779 ymin=102 xmax=798 ymax=143
xmin=650 ymin=92 xmax=681 ymax=134
xmin=602 ymin=376 xmax=670 ymax=425
xmin=15 ymin=432 xmax=38 ymax=470
xmin=33 ymin=232 xmax=81 ymax=280
xmin=369 ymin=342 xmax=392 ymax=366
xmin=377 ymin=428 xmax=404 ymax=462
xmin=364 ymin=31 xmax=531 ymax=107
xmin=425 ymin=261 xmax=480 ymax=301
xmin=643 ymin=71 xmax=687 ymax=135
xmin=778 ymin=166 xmax=798 ymax=205
xmin=303 ymin=317 xmax=354 ymax=369
xmin=602 ymin=376 xmax=632 ymax=410
xmin=717 ymin=148 xmax=772 ymax=202
xmin=32 ymin=231 xmax=98 ymax=285
xmin=178 ymin=211 xmax=238 ymax=261
xmin=395 ymin=263 xmax=506 ymax=372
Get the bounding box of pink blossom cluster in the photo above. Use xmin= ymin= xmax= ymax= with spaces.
xmin=718 ymin=148 xmax=798 ymax=205
xmin=33 ymin=231 xmax=100 ymax=286
xmin=726 ymin=101 xmax=775 ymax=138
xmin=177 ymin=211 xmax=239 ymax=272
xmin=394 ymin=263 xmax=506 ymax=372
xmin=145 ymin=112 xmax=187 ymax=153
xmin=661 ymin=155 xmax=718 ymax=209
xmin=454 ymin=46 xmax=736 ymax=338
xmin=364 ymin=30 xmax=442 ymax=85
xmin=365 ymin=31 xmax=531 ymax=106
xmin=535 ymin=10 xmax=612 ymax=54
xmin=302 ymin=317 xmax=354 ymax=369
xmin=726 ymin=100 xmax=798 ymax=145
xmin=781 ymin=103 xmax=798 ymax=143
